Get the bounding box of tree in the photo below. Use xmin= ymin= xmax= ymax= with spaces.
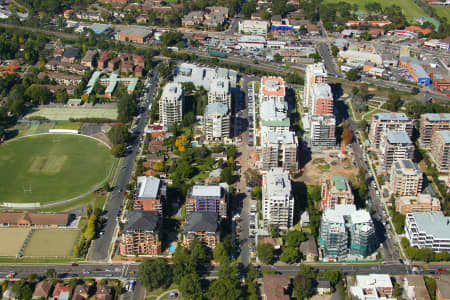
xmin=245 ymin=168 xmax=261 ymax=187
xmin=358 ymin=119 xmax=369 ymax=131
xmin=137 ymin=259 xmax=172 ymax=290
xmin=322 ymin=269 xmax=341 ymax=286
xmin=341 ymin=125 xmax=354 ymax=145
xmin=274 ymin=53 xmax=283 ymax=63
xmin=111 ymin=144 xmax=126 ymax=157
xmin=280 ymin=247 xmax=301 ymax=263
xmin=208 ymin=278 xmax=242 ymax=300
xmin=108 ymin=124 xmax=130 ymax=145
xmin=45 ymin=269 xmax=56 ymax=280
xmin=257 ymin=243 xmax=274 ymax=264
xmin=360 ymin=31 xmax=370 ymax=41
xmin=346 ymin=69 xmax=359 ymax=81
xmin=386 ymin=91 xmax=401 ymax=111
xmin=293 ymin=274 xmax=313 ymax=300
xmin=28 ymin=273 xmax=38 ymax=283
xmin=251 ymin=186 xmax=262 ymax=201
xmin=160 ymin=31 xmax=184 ymax=47
xmin=331 ymin=45 xmax=339 ymax=57
xmin=179 ymin=273 xmax=203 ymax=300
xmin=220 ymin=166 xmax=233 ymax=185
xmin=118 ymin=92 xmax=137 ymax=123
xmin=55 ymin=89 xmax=68 ymax=103
xmin=286 ymin=230 xmax=306 ymax=248
xmin=411 ymin=86 xmax=420 ymax=95
xmin=86 ymin=204 xmax=93 ymax=217
xmin=25 ymin=85 xmax=50 ymax=105
xmin=213 ymin=239 xmax=233 ymax=264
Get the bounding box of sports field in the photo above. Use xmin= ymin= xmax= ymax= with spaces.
xmin=0 ymin=228 xmax=30 ymax=256
xmin=22 ymin=229 xmax=79 ymax=257
xmin=0 ymin=134 xmax=114 ymax=204
xmin=323 ymin=0 xmax=429 ymax=19
xmin=26 ymin=107 xmax=118 ymax=121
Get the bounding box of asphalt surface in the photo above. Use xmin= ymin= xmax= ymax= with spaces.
xmin=90 ymin=71 xmax=159 ymax=261
xmin=317 ymin=42 xmax=338 ymax=76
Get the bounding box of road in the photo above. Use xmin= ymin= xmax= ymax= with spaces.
xmin=317 ymin=42 xmax=338 ymax=76
xmin=90 ymin=71 xmax=159 ymax=261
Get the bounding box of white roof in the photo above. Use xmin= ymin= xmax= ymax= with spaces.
xmin=137 ymin=176 xmax=161 ymax=199
xmin=191 ymin=185 xmax=222 ymax=198
xmin=265 ymin=168 xmax=292 ymax=199
xmin=260 ymin=99 xmax=287 ymax=121
xmin=356 ymin=274 xmax=393 ymax=289
xmin=238 ymin=35 xmax=266 ymax=43
xmin=210 ymin=78 xmax=230 ymax=94
xmin=351 ymin=210 xmax=372 ymax=224
xmin=323 ymin=205 xmax=356 ymax=224
xmin=162 ymin=83 xmax=183 ymax=100
xmin=311 ymin=83 xmax=332 ymax=99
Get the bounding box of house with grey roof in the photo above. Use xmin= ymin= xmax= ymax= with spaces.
xmin=183 ymin=212 xmax=219 ymax=248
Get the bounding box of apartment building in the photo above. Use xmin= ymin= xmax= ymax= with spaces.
xmin=321 ymin=176 xmax=354 ymax=210
xmin=259 ymin=76 xmax=286 ymax=103
xmin=389 ymin=159 xmax=423 ymax=197
xmin=405 ymin=212 xmax=450 ymax=252
xmin=419 ymin=114 xmax=450 ymax=147
xmin=380 ymin=130 xmax=415 ymax=171
xmin=310 ymin=115 xmax=336 ymax=149
xmin=430 ymin=131 xmax=450 ymax=173
xmin=260 ymin=99 xmax=290 ymax=137
xmin=208 ymin=79 xmax=231 ymax=108
xmin=350 ymin=274 xmax=395 ymax=300
xmin=119 ymin=211 xmax=162 ymax=256
xmin=204 ymin=102 xmax=230 ymax=142
xmin=369 ymin=113 xmax=413 ymax=148
xmin=311 ymin=83 xmax=333 ymax=115
xmin=159 ymin=83 xmax=184 ymax=128
xmin=396 ymin=193 xmax=441 ymax=215
xmin=304 ymin=63 xmax=327 ymax=113
xmin=262 ymin=168 xmax=294 ymax=230
xmin=319 ymin=205 xmax=377 ymax=261
xmin=186 ymin=183 xmax=228 ymax=218
xmin=183 ymin=212 xmax=219 ymax=249
xmin=261 ymin=131 xmax=298 ymax=171
xmin=134 ymin=176 xmax=167 ymax=214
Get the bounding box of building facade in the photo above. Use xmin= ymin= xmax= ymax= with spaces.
xmin=380 ymin=130 xmax=415 ymax=171
xmin=304 ymin=63 xmax=327 ymax=113
xmin=419 ymin=114 xmax=450 ymax=147
xmin=183 ymin=212 xmax=219 ymax=249
xmin=430 ymin=131 xmax=450 ymax=173
xmin=321 ymin=176 xmax=354 ymax=210
xmin=204 ymin=102 xmax=231 ymax=142
xmin=396 ymin=194 xmax=441 ymax=215
xmin=134 ymin=176 xmax=167 ymax=214
xmin=186 ymin=183 xmax=228 ymax=218
xmin=310 ymin=115 xmax=336 ymax=149
xmin=119 ymin=211 xmax=162 ymax=256
xmin=262 ymin=168 xmax=294 ymax=230
xmin=405 ymin=212 xmax=450 ymax=252
xmin=369 ymin=113 xmax=413 ymax=148
xmin=238 ymin=20 xmax=269 ymax=35
xmin=261 ymin=131 xmax=298 ymax=171
xmin=389 ymin=159 xmax=423 ymax=197
xmin=208 ymin=79 xmax=231 ymax=108
xmin=350 ymin=274 xmax=394 ymax=300
xmin=159 ymin=83 xmax=184 ymax=128
xmin=311 ymin=83 xmax=333 ymax=115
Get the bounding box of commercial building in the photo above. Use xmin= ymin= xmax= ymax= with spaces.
xmin=420 ymin=114 xmax=450 ymax=147
xmin=399 ymin=54 xmax=431 ymax=86
xmin=134 ymin=176 xmax=167 ymax=214
xmin=260 ymin=77 xmax=286 ymax=103
xmin=186 ymin=183 xmax=228 ymax=218
xmin=430 ymin=131 xmax=450 ymax=173
xmin=350 ymin=274 xmax=395 ymax=300
xmin=304 ymin=63 xmax=327 ymax=112
xmin=405 ymin=212 xmax=450 ymax=252
xmin=238 ymin=20 xmax=269 ymax=35
xmin=338 ymin=50 xmax=383 ymax=65
xmin=119 ymin=211 xmax=162 ymax=256
xmin=396 ymin=194 xmax=441 ymax=215
xmin=390 ymin=159 xmax=423 ymax=197
xmin=261 ymin=131 xmax=298 ymax=171
xmin=237 ymin=35 xmax=266 ymax=49
xmin=369 ymin=113 xmax=413 ymax=148
xmin=319 ymin=205 xmax=377 ymax=261
xmin=183 ymin=212 xmax=219 ymax=249
xmin=262 ymin=168 xmax=294 ymax=230
xmin=159 ymin=83 xmax=184 ymax=128
xmin=208 ymin=79 xmax=231 ymax=108
xmin=204 ymin=102 xmax=230 ymax=142
xmin=309 ymin=115 xmax=336 ymax=149
xmin=380 ymin=130 xmax=415 ymax=171
xmin=116 ymin=26 xmax=153 ymax=44
xmin=321 ymin=176 xmax=354 ymax=210
xmin=311 ymin=83 xmax=333 ymax=115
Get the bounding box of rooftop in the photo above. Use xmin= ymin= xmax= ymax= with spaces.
xmin=184 ymin=212 xmax=218 ymax=232
xmin=265 ymin=168 xmax=292 ymax=199
xmin=205 ymin=102 xmax=229 ymax=116
xmin=393 ymin=159 xmax=422 ymax=175
xmin=385 ymin=130 xmax=412 ymax=144
xmin=210 ymin=78 xmax=230 ymax=94
xmin=238 ymin=35 xmax=266 ymax=43
xmin=174 ymin=63 xmax=237 ymax=90
xmin=263 ymin=275 xmax=291 ymax=300
xmin=123 ymin=211 xmax=160 ymax=232
xmin=162 ymin=83 xmax=183 ymax=100
xmin=306 ymin=62 xmax=327 ymax=76
xmin=423 ymin=113 xmax=450 ymax=122
xmin=260 ymin=99 xmax=287 ymax=121
xmin=311 ymin=83 xmax=332 ymax=99
xmin=374 ymin=112 xmax=410 ymax=121
xmin=410 ymin=212 xmax=450 ymax=239
xmin=118 ymin=26 xmax=153 ymax=38
xmin=89 ymin=23 xmax=110 ymax=33
xmin=137 ymin=176 xmax=161 ymax=199
xmin=436 ymin=130 xmax=450 ymax=144
xmin=261 ymin=76 xmax=285 ymax=97
xmin=266 ymin=131 xmax=297 ymax=144
xmin=322 ymin=205 xmax=356 ymax=224
xmin=191 ymin=184 xmax=223 ymax=198
xmin=356 ymin=274 xmax=393 ymax=288
xmin=331 ymin=176 xmax=350 ymax=191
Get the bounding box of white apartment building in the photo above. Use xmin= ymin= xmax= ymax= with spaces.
xmin=208 ymin=78 xmax=231 ymax=108
xmin=350 ymin=274 xmax=395 ymax=300
xmin=259 ymin=88 xmax=290 ymax=138
xmin=304 ymin=63 xmax=327 ymax=113
xmin=159 ymin=83 xmax=184 ymax=128
xmin=261 ymin=131 xmax=298 ymax=171
xmin=380 ymin=130 xmax=415 ymax=171
xmin=204 ymin=102 xmax=230 ymax=142
xmin=369 ymin=113 xmax=413 ymax=148
xmin=262 ymin=168 xmax=294 ymax=230
xmin=405 ymin=212 xmax=450 ymax=252
xmin=390 ymin=159 xmax=423 ymax=197
xmin=310 ymin=115 xmax=336 ymax=149
xmin=238 ymin=20 xmax=269 ymax=35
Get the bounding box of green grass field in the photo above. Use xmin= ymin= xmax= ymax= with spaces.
xmin=433 ymin=7 xmax=450 ymax=21
xmin=0 ymin=134 xmax=114 ymax=204
xmin=323 ymin=0 xmax=429 ymax=19
xmin=54 ymin=122 xmax=82 ymax=131
xmin=22 ymin=229 xmax=79 ymax=257
xmin=25 ymin=107 xmax=118 ymax=121
xmin=0 ymin=228 xmax=30 ymax=256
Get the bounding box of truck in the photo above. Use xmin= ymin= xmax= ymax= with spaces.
xmin=209 ymin=51 xmax=227 ymax=58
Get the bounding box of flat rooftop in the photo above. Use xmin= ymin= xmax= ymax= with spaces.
xmin=162 ymin=83 xmax=183 ymax=100
xmin=191 ymin=185 xmax=222 ymax=198
xmin=374 ymin=112 xmax=410 ymax=121
xmin=137 ymin=176 xmax=161 ymax=199
xmin=423 ymin=113 xmax=450 ymax=122
xmin=265 ymin=168 xmax=292 ymax=199
xmin=410 ymin=212 xmax=450 ymax=239
xmin=261 ymin=77 xmax=285 ymax=97
xmin=386 ymin=130 xmax=412 ymax=144
xmin=436 ymin=130 xmax=450 ymax=144
xmin=311 ymin=83 xmax=332 ymax=99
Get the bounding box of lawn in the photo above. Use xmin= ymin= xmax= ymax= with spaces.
xmin=0 ymin=228 xmax=30 ymax=256
xmin=323 ymin=0 xmax=429 ymax=19
xmin=54 ymin=122 xmax=82 ymax=131
xmin=22 ymin=229 xmax=79 ymax=257
xmin=25 ymin=107 xmax=118 ymax=121
xmin=433 ymin=6 xmax=450 ymax=21
xmin=0 ymin=134 xmax=114 ymax=204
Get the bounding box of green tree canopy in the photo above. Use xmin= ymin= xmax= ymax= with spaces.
xmin=257 ymin=243 xmax=275 ymax=264
xmin=286 ymin=230 xmax=306 ymax=248
xmin=137 ymin=259 xmax=172 ymax=290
